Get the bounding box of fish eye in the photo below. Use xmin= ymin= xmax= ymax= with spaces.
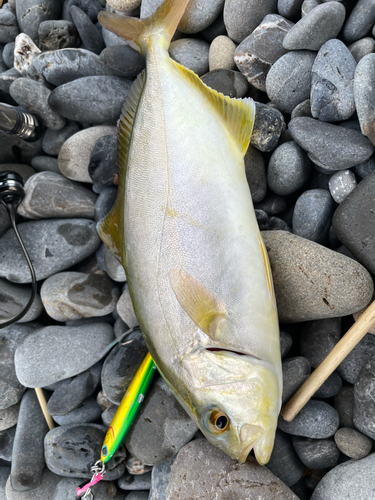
xmin=207 ymin=410 xmax=230 ymax=434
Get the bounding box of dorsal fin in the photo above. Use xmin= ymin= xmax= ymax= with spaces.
xmin=171 ymin=60 xmax=256 ymax=157
xmin=97 ymin=70 xmax=146 ymax=264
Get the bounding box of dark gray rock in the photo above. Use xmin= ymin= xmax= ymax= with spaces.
xmin=223 ymin=0 xmax=278 ymax=44
xmin=89 ymin=135 xmax=118 ymax=185
xmin=10 ymin=78 xmax=65 ymax=130
xmin=126 ymin=493 xmax=149 ymax=500
xmin=311 ymin=39 xmax=357 ymax=122
xmin=63 ymin=0 xmax=103 ymax=23
xmin=334 ymin=427 xmax=373 ymax=459
xmin=354 ymin=356 xmax=375 ymax=439
xmin=42 ymin=121 xmax=80 ymax=156
xmin=15 ymin=0 xmax=62 ymax=45
xmin=313 ymin=372 xmax=342 ymax=398
xmin=95 ymin=187 xmax=117 ymax=222
xmin=292 ymin=189 xmax=335 ymax=244
xmin=234 ymin=14 xmax=294 ymax=92
xmin=268 ymin=141 xmax=311 ymax=195
xmin=148 ymin=456 xmax=175 ymax=500
xmin=255 ymin=209 xmax=269 ymax=230
xmin=292 ymin=436 xmax=340 ymax=469
xmin=52 ymin=397 xmax=102 ymax=426
xmin=31 ymin=156 xmax=60 ymax=173
xmin=2 ymin=42 xmax=15 ymax=68
xmin=118 ymin=470 xmax=151 ymax=490
xmin=0 ymin=426 xmax=15 ymax=462
xmin=70 ymin=5 xmax=104 ymax=54
xmin=125 ymin=378 xmax=198 ymax=466
xmin=354 ymin=54 xmax=375 ymax=145
xmin=101 ymin=404 xmax=118 ymax=427
xmin=277 ymin=0 xmax=304 ymax=19
xmin=291 ymin=99 xmax=313 ymax=119
xmin=49 ymin=76 xmax=132 ymax=124
xmin=0 ymin=403 xmax=19 ymax=431
xmin=0 ymin=466 xmax=10 ymax=498
xmin=349 ymin=37 xmax=375 ymax=62
xmin=337 ymin=333 xmax=375 ymax=384
xmin=0 ymin=219 xmax=101 ymax=283
xmin=38 ymin=20 xmax=80 ymax=51
xmin=251 ymin=102 xmax=286 ymax=152
xmin=45 ymin=423 xmax=126 ymax=479
xmin=333 ymin=169 xmax=375 ymax=274
xmin=201 ymin=11 xmax=227 ymax=41
xmin=278 ymin=400 xmax=340 ymax=438
xmin=343 ymin=0 xmax=375 ymax=43
xmin=99 ymin=45 xmax=145 ymax=79
xmin=14 ymin=322 xmax=114 ymax=387
xmin=266 ymin=430 xmax=304 ymax=487
xmin=280 ymin=329 xmax=293 ymax=358
xmin=0 ymin=279 xmax=43 ymax=325
xmin=334 ymin=385 xmax=355 ymax=428
xmin=200 ymin=69 xmax=249 ymax=98
xmin=354 ymin=155 xmax=375 ymax=180
xmin=329 ymin=169 xmax=357 ymax=203
xmin=282 ymin=357 xmax=311 ymax=405
xmin=283 ymin=2 xmax=346 ymax=51
xmin=101 ymin=330 xmax=148 ymax=404
xmin=289 ymin=117 xmax=374 ymax=170
xmin=0 ymin=9 xmax=19 ymax=44
xmin=254 ymin=192 xmax=288 ymax=215
xmin=10 ymin=390 xmax=48 ymax=491
xmin=52 ymin=477 xmax=124 ymax=500
xmin=0 ymin=67 xmax=20 ymax=99
xmin=6 ymin=469 xmax=60 ymax=500
xmin=300 ymin=318 xmax=341 ymax=368
xmin=0 ymin=204 xmax=10 ymax=238
xmin=178 ymin=0 xmax=225 ymax=34
xmin=266 ymin=51 xmax=316 ymax=114
xmin=169 ymin=38 xmax=209 ymax=76
xmin=244 ymin=145 xmax=267 ymax=203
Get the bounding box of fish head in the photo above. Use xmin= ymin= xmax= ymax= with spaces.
xmin=181 ymin=348 xmax=281 ymax=464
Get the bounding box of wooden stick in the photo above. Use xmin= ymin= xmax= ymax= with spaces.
xmin=35 ymin=388 xmax=55 ymax=430
xmin=281 ymin=299 xmax=375 ymax=422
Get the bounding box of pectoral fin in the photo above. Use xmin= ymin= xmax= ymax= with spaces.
xmin=170 ymin=269 xmax=227 ymax=339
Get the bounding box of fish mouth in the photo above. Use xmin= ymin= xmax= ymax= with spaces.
xmin=205 ymin=347 xmax=260 ymax=359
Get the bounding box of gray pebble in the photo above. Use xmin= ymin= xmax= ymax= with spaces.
xmin=0 ymin=205 xmax=10 ymax=238
xmin=354 ymin=356 xmax=375 ymax=439
xmin=0 ymin=403 xmax=19 ymax=431
xmin=254 ymin=192 xmax=288 ymax=215
xmin=343 ymin=0 xmax=375 ymax=43
xmin=334 ymin=385 xmax=355 ymax=428
xmin=5 ymin=469 xmax=60 ymax=500
xmin=291 ymin=99 xmax=313 ymax=119
xmin=0 ymin=466 xmax=10 ymax=498
xmin=169 ymin=38 xmax=209 ymax=76
xmin=313 ymin=372 xmax=342 ymax=399
xmin=0 ymin=279 xmax=43 ymax=325
xmin=101 ymin=26 xmax=127 ymax=47
xmin=283 ymin=2 xmax=346 ymax=51
xmin=118 ymin=470 xmax=151 ymax=490
xmin=289 ymin=117 xmax=374 ymax=170
xmin=0 ymin=9 xmax=19 ymax=44
xmin=280 ymin=329 xmax=293 ymax=358
xmin=15 ymin=0 xmax=62 ymax=45
xmin=70 ymin=5 xmax=104 ymax=54
xmin=311 ymin=39 xmax=357 ymax=122
xmin=126 ymin=493 xmax=149 ymax=500
xmin=201 ymin=11 xmax=227 ymax=41
xmin=63 ymin=0 xmax=103 ymax=23
xmin=45 ymin=423 xmax=125 ymax=479
xmin=10 ymin=78 xmax=65 ymax=130
xmin=38 ymin=20 xmax=80 ymax=51
xmin=0 ymin=426 xmax=15 ymax=462
xmin=234 ymin=14 xmax=294 ymax=92
xmin=354 ymin=155 xmax=375 ymax=180
xmin=53 ymin=397 xmax=102 ymax=426
xmin=277 ymin=0 xmax=304 ymax=19
xmin=251 ymin=102 xmax=286 ymax=152
xmin=268 ymin=141 xmax=311 ymax=196
xmin=292 ymin=436 xmax=340 ymax=469
xmin=200 ymin=69 xmax=249 ymax=98
xmin=301 ymin=0 xmax=321 ymax=17
xmin=255 ymin=209 xmax=269 ymax=230
xmin=101 ymin=404 xmax=118 ymax=427
xmin=349 ymin=37 xmax=375 ymax=62
xmin=14 ymin=322 xmax=114 ymax=387
xmin=2 ymin=42 xmax=15 ymax=68
xmin=266 ymin=51 xmax=316 ymax=114
xmin=42 ymin=121 xmax=80 ymax=156
xmin=148 ymin=456 xmax=175 ymax=500
xmin=338 ymin=333 xmax=375 ymax=384
xmin=244 ymin=145 xmax=267 ymax=203
xmin=334 ymin=427 xmax=373 ymax=459
xmin=116 ymin=285 xmax=138 ymax=328
xmin=95 ymin=187 xmax=117 ymax=222
xmin=329 ymin=169 xmax=357 ymax=203
xmin=89 ymin=134 xmax=118 ymax=186
xmin=125 ymin=378 xmax=198 ymax=466
xmin=282 ymin=357 xmax=311 ymax=405
xmin=300 ymin=318 xmax=341 ymax=368
xmin=99 ymin=45 xmax=145 ymax=78
xmin=104 ymin=246 xmax=126 ymax=282
xmin=224 ymin=0 xmax=278 ymax=44
xmin=354 ymin=53 xmax=375 ymax=144
xmin=266 ymin=430 xmax=304 ymax=487
xmin=0 ymin=67 xmax=21 ymax=101
xmin=30 ymin=156 xmax=60 ymax=173
xmin=178 ymin=0 xmax=225 ymax=34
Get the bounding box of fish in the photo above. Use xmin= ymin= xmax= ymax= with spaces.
xmin=98 ymin=0 xmax=282 ymax=465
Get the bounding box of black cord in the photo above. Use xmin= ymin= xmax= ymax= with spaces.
xmin=0 ymin=200 xmax=37 ymax=328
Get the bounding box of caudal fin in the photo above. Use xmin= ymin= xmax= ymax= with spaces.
xmin=98 ymin=0 xmax=190 ymax=55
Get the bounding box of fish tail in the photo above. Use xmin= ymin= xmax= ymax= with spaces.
xmin=98 ymin=0 xmax=190 ymax=55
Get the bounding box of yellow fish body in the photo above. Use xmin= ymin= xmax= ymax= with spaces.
xmin=98 ymin=0 xmax=282 ymax=465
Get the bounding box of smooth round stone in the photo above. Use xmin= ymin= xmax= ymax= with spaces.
xmin=280 ymin=329 xmax=293 ymax=358
xmin=282 ymin=357 xmax=311 ymax=405
xmin=58 ymin=125 xmax=116 ymax=183
xmin=168 ymin=439 xmax=299 ymax=499
xmin=310 ymin=453 xmax=375 ymax=500
xmin=0 ymin=426 xmax=15 ymax=462
xmin=5 ymin=469 xmax=60 ymax=500
xmin=63 ymin=0 xmax=103 ymax=23
xmin=292 ymin=189 xmax=334 ymax=244
xmin=0 ymin=219 xmax=101 ymax=283
xmin=354 ymin=155 xmax=375 ymax=180
xmin=14 ymin=323 xmax=114 ymax=388
xmin=0 ymin=278 xmax=43 ymax=325
xmin=70 ymin=5 xmax=104 ymax=54
xmin=254 ymin=192 xmax=288 ymax=216
xmin=3 ymin=42 xmax=15 ymax=68
xmin=13 ymin=34 xmax=41 ymax=79
xmin=94 ymin=187 xmax=117 ymax=222
xmin=289 ymin=117 xmax=375 ymax=170
xmin=354 ymin=54 xmax=375 ymax=144
xmin=104 ymin=246 xmax=126 ymax=282
xmin=10 ymin=78 xmax=65 ymax=130
xmin=107 ymin=0 xmax=140 ymax=11
xmin=178 ymin=0 xmax=224 ymax=34
xmin=334 ymin=427 xmax=373 ymax=459
xmin=338 ymin=333 xmax=375 ymax=384
xmin=49 ymin=76 xmax=132 ymax=124
xmin=332 ymin=169 xmax=375 ymax=274
xmin=266 ymin=430 xmax=304 ymax=487
xmin=334 ymin=385 xmax=355 ymax=428
xmin=300 ymin=318 xmax=341 ymax=368
xmin=0 ymin=466 xmax=10 ymax=498
xmin=328 ymin=170 xmax=357 ymax=203
xmin=101 ymin=329 xmax=147 ymax=404
xmin=349 ymin=37 xmax=375 ymax=62
xmin=313 ymin=372 xmax=342 ymax=399
xmin=101 ymin=26 xmax=128 ymax=47
xmin=101 ymin=404 xmax=118 ymax=427
xmin=200 ymin=69 xmax=249 ymax=98
xmin=118 ymin=470 xmax=151 ymax=490
xmin=244 ymin=145 xmax=267 ymax=203
xmin=268 ymin=142 xmax=311 ymax=196
xmin=30 ymin=156 xmax=60 ymax=173
xmin=33 ymin=49 xmax=106 ymax=86
xmin=0 ymin=67 xmax=21 ymax=100
xmin=45 ymin=424 xmax=126 ymax=480
xmin=52 ymin=477 xmax=125 ymax=500
xmin=42 ymin=121 xmax=80 ymax=156
xmin=354 ymin=356 xmax=375 ymax=439
xmin=262 ymin=231 xmax=374 ymax=323
xmin=53 ymin=397 xmax=102 ymax=425
xmin=209 ymin=35 xmax=236 ymax=72
xmin=283 ymin=2 xmax=346 ymax=51
xmin=0 ymin=9 xmax=19 ymax=44
xmin=99 ymin=45 xmax=145 ymax=78
xmin=89 ymin=134 xmax=117 ymax=185
xmin=15 ymin=0 xmax=62 ymax=45
xmin=10 ymin=390 xmax=48 ymax=492
xmin=277 ymin=0 xmax=304 ymax=19
xmin=148 ymin=456 xmax=175 ymax=500
xmin=292 ymin=436 xmax=340 ymax=470
xmin=41 ymin=271 xmax=119 ymax=322
xmin=201 ymin=11 xmax=227 ymax=41
xmin=279 ymin=400 xmax=340 ymax=438
xmin=291 ymin=99 xmax=313 ymax=119
xmin=343 ymin=0 xmax=375 ymax=43
xmin=234 ymin=14 xmax=294 ymax=92
xmin=255 ymin=209 xmax=269 ymax=230
xmin=266 ymin=51 xmax=316 ymax=114
xmin=38 ymin=20 xmax=80 ymax=51
xmin=224 ymin=0 xmax=278 ymax=44
xmin=116 ymin=285 xmax=138 ymax=328
xmin=251 ymin=102 xmax=286 ymax=152
xmin=125 ymin=378 xmax=198 ymax=466
xmin=311 ymin=39 xmax=357 ymax=122
xmin=0 ymin=403 xmax=19 ymax=431
xmin=18 ymin=172 xmax=97 ymax=220
xmin=169 ymin=38 xmax=209 ymax=76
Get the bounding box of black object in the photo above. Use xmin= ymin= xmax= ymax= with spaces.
xmin=0 ymin=171 xmax=37 ymax=328
xmin=0 ymin=103 xmax=43 ymax=142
